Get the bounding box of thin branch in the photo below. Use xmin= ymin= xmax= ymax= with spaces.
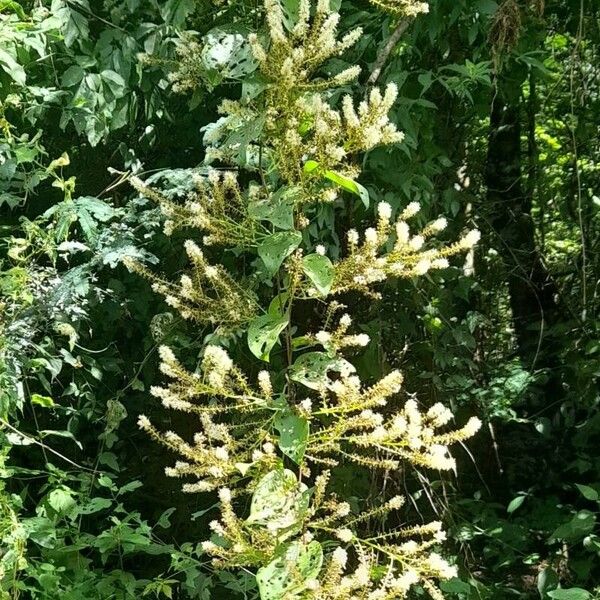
xmin=367 ymin=20 xmax=410 ymax=86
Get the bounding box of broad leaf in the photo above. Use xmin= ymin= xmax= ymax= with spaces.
xmin=547 ymin=589 xmax=592 ymax=600
xmin=549 ymin=511 xmax=596 ymax=542
xmin=257 ymin=540 xmax=323 ymax=600
xmin=248 ymin=314 xmax=289 ymax=361
xmin=30 ymin=394 xmax=55 ymax=408
xmin=249 ymin=186 xmax=298 ymax=230
xmin=506 ymin=495 xmax=526 ymax=514
xmin=201 ymin=29 xmax=257 ymax=82
xmin=247 ymin=469 xmax=309 ymax=534
xmin=258 ymin=231 xmax=301 ymax=275
xmin=302 ymin=254 xmax=334 ymax=296
xmin=303 ymin=160 xmax=370 ymax=207
xmin=289 ymin=352 xmax=355 ymax=390
xmin=575 ymin=484 xmax=599 ymax=502
xmin=274 ymin=409 xmax=309 ymax=464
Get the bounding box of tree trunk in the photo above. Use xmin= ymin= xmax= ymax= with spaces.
xmin=484 ymin=75 xmax=559 ymax=372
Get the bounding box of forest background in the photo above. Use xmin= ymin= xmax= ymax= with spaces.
xmin=1 ymin=0 xmax=599 ymax=598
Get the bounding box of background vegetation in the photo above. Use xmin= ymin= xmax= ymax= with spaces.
xmin=1 ymin=0 xmax=599 ymax=598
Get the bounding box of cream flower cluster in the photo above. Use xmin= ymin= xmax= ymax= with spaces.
xmin=342 ymin=84 xmax=405 ymax=152
xmin=313 ymin=311 xmax=371 ymax=353
xmin=368 ymin=0 xmax=430 ymax=16
xmin=130 ymin=171 xmax=259 ymax=245
xmin=124 ymin=240 xmax=258 ymax=329
xmin=133 ymin=1 xmax=483 ymax=598
xmin=291 ymin=86 xmax=404 ymax=179
xmin=303 ymin=367 xmax=481 ymax=471
xmin=138 ymin=346 xmax=281 ymax=493
xmin=331 ymin=201 xmax=480 ymax=297
xmin=248 ymin=0 xmax=362 ymax=92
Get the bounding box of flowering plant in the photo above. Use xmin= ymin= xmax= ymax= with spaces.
xmin=127 ymin=0 xmax=481 ymax=597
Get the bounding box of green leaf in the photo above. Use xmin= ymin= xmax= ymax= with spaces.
xmin=268 ymin=292 xmax=290 ymax=317
xmin=547 ymin=589 xmax=592 ymax=600
xmin=274 ymin=409 xmax=309 ymax=464
xmin=247 ymin=469 xmax=309 ymax=534
xmin=0 ymin=1 xmax=27 ymax=18
xmin=507 ymin=495 xmax=526 ymax=514
xmin=249 ymin=186 xmax=298 ymax=230
xmin=30 ymin=394 xmax=55 ymax=408
xmin=257 ymin=540 xmax=323 ymax=600
xmin=160 ymin=0 xmax=195 ymax=25
xmin=61 ymin=65 xmax=85 ymax=87
xmin=0 ymin=48 xmax=26 ymax=86
xmin=289 ymin=352 xmax=355 ymax=390
xmin=39 ymin=429 xmax=82 ymax=449
xmin=47 ymin=488 xmax=76 ymax=514
xmin=77 ymin=497 xmax=113 ymax=515
xmin=537 ymin=567 xmax=559 ymax=598
xmin=302 ymin=254 xmax=334 ymax=296
xmin=248 ymin=314 xmax=289 ymax=361
xmin=303 ymin=160 xmax=370 ymax=207
xmin=575 ymin=484 xmax=599 ymax=502
xmin=258 ymin=231 xmax=302 ymax=275
xmin=475 ymin=0 xmax=498 ymax=14
xmin=549 ymin=511 xmax=596 ymax=542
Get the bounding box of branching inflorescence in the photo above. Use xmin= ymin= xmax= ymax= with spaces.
xmin=131 ymin=0 xmax=481 ymax=598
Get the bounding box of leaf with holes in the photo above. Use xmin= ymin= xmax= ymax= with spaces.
xmin=201 ymin=29 xmax=257 ymax=82
xmin=289 ymin=352 xmax=355 ymax=390
xmin=258 ymin=231 xmax=301 ymax=275
xmin=249 ymin=186 xmax=298 ymax=230
xmin=257 ymin=540 xmax=323 ymax=600
xmin=248 ymin=314 xmax=289 ymax=361
xmin=247 ymin=469 xmax=309 ymax=535
xmin=274 ymin=409 xmax=309 ymax=464
xmin=302 ymin=254 xmax=334 ymax=296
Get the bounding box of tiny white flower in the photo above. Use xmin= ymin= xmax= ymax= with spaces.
xmin=431 ymin=217 xmax=448 ymax=231
xmin=335 ymin=528 xmax=354 ymax=542
xmin=377 ymin=201 xmax=392 ymax=220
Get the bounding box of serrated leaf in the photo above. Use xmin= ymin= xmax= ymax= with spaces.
xmin=302 ymin=254 xmax=334 ymax=296
xmin=274 ymin=409 xmax=309 ymax=464
xmin=248 ymin=314 xmax=289 ymax=361
xmin=258 ymin=231 xmax=301 ymax=275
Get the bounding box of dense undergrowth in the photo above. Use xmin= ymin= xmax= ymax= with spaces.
xmin=1 ymin=0 xmax=599 ymax=599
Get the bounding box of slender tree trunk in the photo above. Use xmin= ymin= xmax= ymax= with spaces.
xmin=484 ymin=75 xmax=559 ymax=372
